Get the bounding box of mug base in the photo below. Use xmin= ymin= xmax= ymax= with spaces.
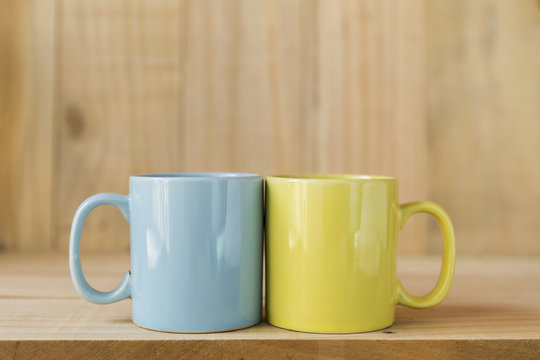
xmin=267 ymin=320 xmax=395 ymax=334
xmin=132 ymin=319 xmax=261 ymax=334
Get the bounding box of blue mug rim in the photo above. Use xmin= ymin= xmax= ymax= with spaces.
xmin=130 ymin=172 xmax=262 ymax=180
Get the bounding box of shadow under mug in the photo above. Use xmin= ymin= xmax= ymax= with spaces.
xmin=265 ymin=174 xmax=456 ymax=333
xmin=69 ymin=173 xmax=263 ymax=333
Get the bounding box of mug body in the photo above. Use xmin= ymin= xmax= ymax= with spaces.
xmin=129 ymin=173 xmax=263 ymax=332
xmin=266 ymin=174 xmax=399 ymax=333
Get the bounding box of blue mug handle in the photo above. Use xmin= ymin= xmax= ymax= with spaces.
xmin=69 ymin=193 xmax=131 ymax=304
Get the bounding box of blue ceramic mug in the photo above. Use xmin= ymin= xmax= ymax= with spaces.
xmin=69 ymin=173 xmax=263 ymax=332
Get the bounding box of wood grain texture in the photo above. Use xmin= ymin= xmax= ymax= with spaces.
xmin=0 ymin=254 xmax=539 ymax=359
xmin=183 ymin=0 xmax=309 ymax=174
xmin=57 ymin=0 xmax=185 ymax=252
xmin=1 ymin=340 xmax=539 ymax=360
xmin=0 ymin=0 xmax=429 ymax=253
xmin=4 ymin=0 xmax=540 ymax=255
xmin=428 ymin=0 xmax=540 ymax=255
xmin=0 ymin=0 xmax=56 ymax=251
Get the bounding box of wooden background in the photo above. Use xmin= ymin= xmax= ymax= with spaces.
xmin=0 ymin=0 xmax=539 ymax=255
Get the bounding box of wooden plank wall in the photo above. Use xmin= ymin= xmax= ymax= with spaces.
xmin=58 ymin=0 xmax=185 ymax=252
xmin=428 ymin=0 xmax=540 ymax=255
xmin=1 ymin=0 xmax=538 ymax=255
xmin=0 ymin=0 xmax=55 ymax=251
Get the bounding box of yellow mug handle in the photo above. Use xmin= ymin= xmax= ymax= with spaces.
xmin=397 ymin=201 xmax=456 ymax=308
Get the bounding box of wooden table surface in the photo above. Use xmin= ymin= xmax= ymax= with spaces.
xmin=0 ymin=254 xmax=539 ymax=359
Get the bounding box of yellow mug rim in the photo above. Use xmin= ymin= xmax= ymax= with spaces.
xmin=267 ymin=174 xmax=396 ymax=182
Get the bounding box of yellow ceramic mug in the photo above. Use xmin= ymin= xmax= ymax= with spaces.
xmin=265 ymin=174 xmax=455 ymax=333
